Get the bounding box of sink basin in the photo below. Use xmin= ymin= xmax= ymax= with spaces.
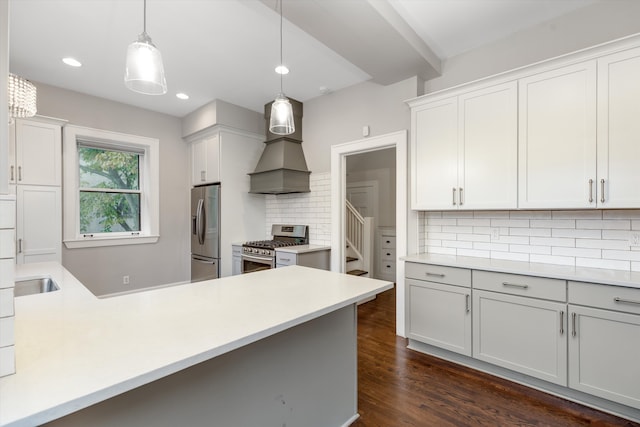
xmin=14 ymin=277 xmax=60 ymax=297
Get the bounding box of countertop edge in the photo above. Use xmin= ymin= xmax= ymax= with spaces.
xmin=275 ymin=244 xmax=331 ymax=254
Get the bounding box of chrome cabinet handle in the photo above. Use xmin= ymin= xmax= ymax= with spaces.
xmin=425 ymin=272 xmax=445 ymax=278
xmin=18 ymin=166 xmax=22 ymax=181
xmin=600 ymin=179 xmax=605 ymax=203
xmin=571 ymin=312 xmax=577 ymax=337
xmin=452 ymin=188 xmax=457 ymax=206
xmin=200 ymin=170 xmax=206 ymax=182
xmin=465 ymin=294 xmax=470 ymax=313
xmin=502 ymin=282 xmax=529 ymax=289
xmin=280 ymin=257 xmax=292 ymax=262
xmin=10 ymin=165 xmax=14 ymax=181
xmin=17 ymin=238 xmax=22 ymax=254
xmin=614 ymin=297 xmax=640 ymax=306
xmin=459 ymin=187 xmax=464 ymax=205
xmin=560 ymin=311 xmax=564 ymax=335
xmin=588 ymin=179 xmax=593 ymax=203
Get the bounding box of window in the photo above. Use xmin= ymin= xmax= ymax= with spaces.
xmin=63 ymin=125 xmax=159 ymax=248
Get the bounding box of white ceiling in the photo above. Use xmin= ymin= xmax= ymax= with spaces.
xmin=8 ymin=0 xmax=599 ymax=118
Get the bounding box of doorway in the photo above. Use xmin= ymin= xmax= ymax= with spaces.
xmin=330 ymin=130 xmax=411 ymax=336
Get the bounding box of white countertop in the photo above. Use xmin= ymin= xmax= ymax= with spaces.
xmin=275 ymin=244 xmax=331 ymax=254
xmin=403 ymin=253 xmax=640 ymax=289
xmin=1 ymin=263 xmax=392 ymax=427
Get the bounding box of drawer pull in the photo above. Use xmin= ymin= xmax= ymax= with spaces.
xmin=425 ymin=272 xmax=445 ymax=278
xmin=502 ymin=282 xmax=529 ymax=290
xmin=588 ymin=179 xmax=593 ymax=203
xmin=452 ymin=188 xmax=457 ymax=206
xmin=280 ymin=258 xmax=291 ymax=262
xmin=559 ymin=311 xmax=564 ymax=335
xmin=600 ymin=178 xmax=605 ymax=203
xmin=465 ymin=294 xmax=470 ymax=313
xmin=614 ymin=297 xmax=640 ymax=306
xmin=571 ymin=312 xmax=577 ymax=337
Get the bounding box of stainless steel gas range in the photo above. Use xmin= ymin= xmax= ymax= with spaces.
xmin=241 ymin=224 xmax=309 ymax=274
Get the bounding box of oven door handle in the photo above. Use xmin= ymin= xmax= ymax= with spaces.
xmin=242 ymin=254 xmax=273 ymax=263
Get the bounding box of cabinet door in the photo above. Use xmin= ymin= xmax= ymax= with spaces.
xmin=16 ymin=186 xmax=61 ymax=264
xmin=473 ymin=290 xmax=567 ymax=385
xmin=191 ymin=134 xmax=220 ymax=186
xmin=411 ymin=97 xmax=458 ymax=210
xmin=518 ymin=61 xmax=597 ymax=209
xmin=597 ymin=47 xmax=640 ymax=208
xmin=569 ymin=305 xmax=640 ymax=409
xmin=459 ymin=82 xmax=517 ymax=209
xmin=407 ymin=279 xmax=471 ymax=356
xmin=15 ymin=120 xmax=62 ymax=186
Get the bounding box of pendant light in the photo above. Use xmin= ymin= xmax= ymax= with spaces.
xmin=124 ymin=0 xmax=167 ymax=95
xmin=269 ymin=0 xmax=295 ymax=136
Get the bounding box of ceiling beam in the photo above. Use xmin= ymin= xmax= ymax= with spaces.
xmin=261 ymin=0 xmax=441 ymax=85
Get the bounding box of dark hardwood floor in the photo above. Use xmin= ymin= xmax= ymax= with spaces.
xmin=353 ymin=287 xmax=639 ymax=427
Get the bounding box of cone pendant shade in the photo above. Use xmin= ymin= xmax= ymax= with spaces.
xmin=269 ymin=93 xmax=295 ymax=135
xmin=125 ymin=32 xmax=167 ymax=95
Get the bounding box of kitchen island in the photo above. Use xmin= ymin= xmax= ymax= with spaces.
xmin=0 ymin=263 xmax=392 ymax=427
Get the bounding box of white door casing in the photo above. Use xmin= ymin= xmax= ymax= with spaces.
xmin=331 ymin=130 xmax=411 ymax=337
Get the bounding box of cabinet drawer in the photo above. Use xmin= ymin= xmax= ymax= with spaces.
xmin=569 ymin=281 xmax=640 ymax=315
xmin=473 ymin=270 xmax=566 ymax=302
xmin=381 ymin=236 xmax=395 ymax=249
xmin=405 ymin=262 xmax=471 ymax=287
xmin=380 ymin=262 xmax=396 ymax=274
xmin=381 ymin=248 xmax=395 ymax=261
xmin=276 ymin=252 xmax=297 ymax=266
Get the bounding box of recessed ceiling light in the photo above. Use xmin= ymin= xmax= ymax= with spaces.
xmin=176 ymin=93 xmax=189 ymax=100
xmin=62 ymin=57 xmax=82 ymax=67
xmin=275 ymin=65 xmax=289 ymax=75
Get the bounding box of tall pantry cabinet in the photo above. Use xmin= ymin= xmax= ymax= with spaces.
xmin=9 ymin=116 xmax=65 ymax=264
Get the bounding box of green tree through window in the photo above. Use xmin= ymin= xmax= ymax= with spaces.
xmin=78 ymin=145 xmax=141 ymax=234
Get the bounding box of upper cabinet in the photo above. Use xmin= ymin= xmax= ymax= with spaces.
xmin=411 ymin=81 xmax=517 ymax=210
xmin=597 ymin=47 xmax=640 ymax=208
xmin=191 ymin=132 xmax=220 ymax=186
xmin=409 ymin=36 xmax=640 ymax=211
xmin=10 ymin=119 xmax=62 ymax=186
xmin=518 ymin=61 xmax=597 ymax=209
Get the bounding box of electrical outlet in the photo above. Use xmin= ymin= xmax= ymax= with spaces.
xmin=491 ymin=228 xmax=501 ymax=241
xmin=630 ymin=233 xmax=640 ymax=247
xmin=123 ymin=275 xmax=130 ymax=285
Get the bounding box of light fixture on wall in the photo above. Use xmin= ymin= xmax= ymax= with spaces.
xmin=124 ymin=0 xmax=167 ymax=95
xmin=269 ymin=0 xmax=295 ymax=136
xmin=8 ymin=73 xmax=37 ymax=123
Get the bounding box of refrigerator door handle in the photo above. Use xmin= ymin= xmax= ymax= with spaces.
xmin=196 ymin=198 xmax=205 ymax=245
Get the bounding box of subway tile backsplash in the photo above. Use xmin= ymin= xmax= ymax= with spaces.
xmin=265 ymin=172 xmax=332 ymax=245
xmin=419 ymin=210 xmax=640 ymax=272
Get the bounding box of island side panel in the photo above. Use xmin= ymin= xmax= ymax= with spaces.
xmin=44 ymin=305 xmax=358 ymax=427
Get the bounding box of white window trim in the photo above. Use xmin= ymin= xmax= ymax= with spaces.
xmin=63 ymin=125 xmax=159 ymax=248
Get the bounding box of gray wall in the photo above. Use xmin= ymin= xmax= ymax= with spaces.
xmin=302 ymin=76 xmax=422 ymax=173
xmin=426 ymin=0 xmax=640 ymax=94
xmin=35 ymin=83 xmax=190 ymax=296
xmin=347 ymin=148 xmax=396 ymax=227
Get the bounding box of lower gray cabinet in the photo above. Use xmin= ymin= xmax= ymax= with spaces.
xmin=473 ymin=290 xmax=567 ymax=386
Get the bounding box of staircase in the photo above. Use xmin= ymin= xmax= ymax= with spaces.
xmin=345 ymin=199 xmax=374 ymax=277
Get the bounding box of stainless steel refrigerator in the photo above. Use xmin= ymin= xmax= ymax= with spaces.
xmin=191 ymin=184 xmax=220 ymax=282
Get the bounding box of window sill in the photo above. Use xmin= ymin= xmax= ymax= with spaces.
xmin=64 ymin=235 xmax=159 ymax=249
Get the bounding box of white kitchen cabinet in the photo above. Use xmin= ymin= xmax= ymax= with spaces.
xmin=406 ymin=262 xmax=472 ymax=356
xmin=596 ymin=47 xmax=640 ymax=208
xmin=10 ymin=118 xmax=63 ymax=186
xmin=191 ymin=133 xmax=220 ymax=186
xmin=518 ymin=61 xmax=597 ymax=209
xmin=232 ymin=244 xmax=241 ymax=276
xmin=376 ymin=227 xmax=396 ymax=282
xmin=16 ymin=186 xmax=61 ymax=264
xmin=568 ymin=281 xmax=640 ymax=409
xmin=410 ymin=81 xmax=517 ymax=210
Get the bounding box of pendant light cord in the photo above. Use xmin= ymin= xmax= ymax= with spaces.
xmin=143 ymin=0 xmax=147 ymax=34
xmin=279 ymin=0 xmax=284 ymax=93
